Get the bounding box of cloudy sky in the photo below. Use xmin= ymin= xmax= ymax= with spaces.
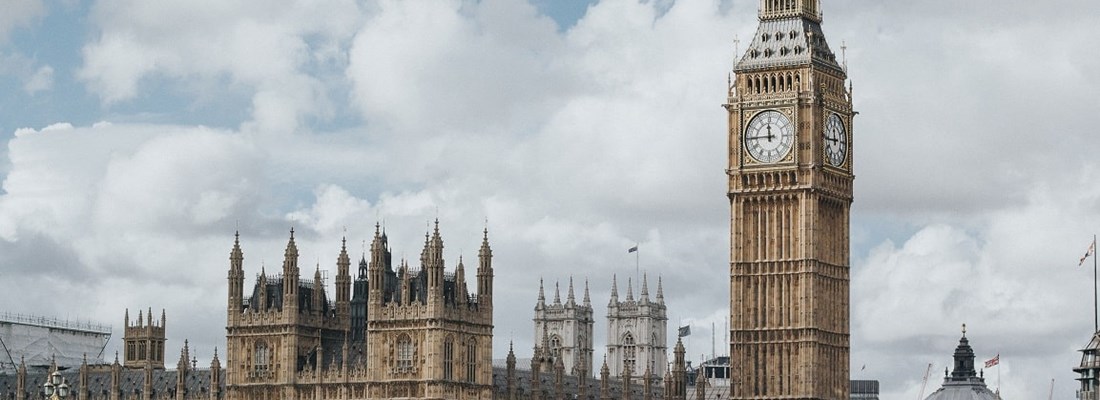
xmin=1 ymin=0 xmax=1098 ymax=398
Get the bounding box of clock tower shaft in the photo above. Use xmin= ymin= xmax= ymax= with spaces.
xmin=725 ymin=1 xmax=854 ymax=399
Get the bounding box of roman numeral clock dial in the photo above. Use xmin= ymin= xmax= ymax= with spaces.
xmin=744 ymin=110 xmax=794 ymax=164
xmin=825 ymin=112 xmax=848 ymax=167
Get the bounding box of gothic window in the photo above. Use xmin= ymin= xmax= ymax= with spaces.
xmin=443 ymin=336 xmax=454 ymax=380
xmin=138 ymin=341 xmax=146 ymax=360
xmin=465 ymin=339 xmax=477 ymax=383
xmin=127 ymin=342 xmax=135 ymax=361
xmin=549 ymin=335 xmax=562 ymax=357
xmin=622 ymin=332 xmax=636 ymax=372
xmin=254 ymin=341 xmax=270 ymax=372
xmin=396 ymin=334 xmax=414 ymax=372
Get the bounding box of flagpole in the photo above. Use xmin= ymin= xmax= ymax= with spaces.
xmin=635 ymin=244 xmax=640 ymax=287
xmin=1094 ymin=234 xmax=1097 ymax=332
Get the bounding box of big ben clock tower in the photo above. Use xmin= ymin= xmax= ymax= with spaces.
xmin=726 ymin=1 xmax=853 ymax=399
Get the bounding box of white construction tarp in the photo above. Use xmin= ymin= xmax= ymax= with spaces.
xmin=0 ymin=316 xmax=110 ymax=372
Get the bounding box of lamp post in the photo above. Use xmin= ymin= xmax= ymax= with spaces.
xmin=43 ymin=370 xmax=71 ymax=400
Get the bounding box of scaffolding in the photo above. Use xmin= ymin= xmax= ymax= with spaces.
xmin=0 ymin=312 xmax=112 ymax=373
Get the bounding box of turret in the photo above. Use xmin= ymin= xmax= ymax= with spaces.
xmin=455 ymin=256 xmax=468 ymax=306
xmin=228 ymin=231 xmax=244 ymax=317
xmin=313 ymin=265 xmax=324 ymax=314
xmin=368 ymin=223 xmax=388 ymax=303
xmin=506 ymin=342 xmax=517 ymax=400
xmin=282 ymin=229 xmax=300 ymax=313
xmin=640 ymin=273 xmax=649 ymax=304
xmin=553 ymin=281 xmax=561 ymax=306
xmin=176 ymin=341 xmax=189 ymax=400
xmin=336 ymin=236 xmax=351 ymax=319
xmin=210 ymin=348 xmax=222 ymax=400
xmin=671 ymin=338 xmax=686 ymax=400
xmin=422 ymin=220 xmax=445 ymax=302
xmin=599 ymin=358 xmax=611 ymax=400
xmin=626 ymin=278 xmax=634 ymax=302
xmin=477 ymin=227 xmax=493 ymax=304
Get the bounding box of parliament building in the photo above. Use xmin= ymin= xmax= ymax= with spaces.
xmin=225 ymin=222 xmax=495 ymax=400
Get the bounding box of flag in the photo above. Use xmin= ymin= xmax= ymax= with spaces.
xmin=628 ymin=245 xmax=638 ymax=253
xmin=1081 ymin=239 xmax=1096 ymax=266
xmin=860 ymin=365 xmax=865 ymax=371
xmin=678 ymin=325 xmax=691 ymax=337
xmin=984 ymin=354 xmax=999 ymax=368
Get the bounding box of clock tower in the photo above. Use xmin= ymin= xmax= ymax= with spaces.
xmin=725 ymin=1 xmax=853 ymax=399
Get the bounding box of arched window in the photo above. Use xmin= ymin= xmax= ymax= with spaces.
xmin=466 ymin=339 xmax=477 ymax=383
xmin=254 ymin=341 xmax=269 ymax=372
xmin=622 ymin=332 xmax=636 ymax=372
xmin=549 ymin=335 xmax=562 ymax=357
xmin=396 ymin=334 xmax=414 ymax=372
xmin=443 ymin=336 xmax=454 ymax=380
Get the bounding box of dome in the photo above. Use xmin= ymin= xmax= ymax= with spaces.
xmin=924 ymin=327 xmax=1001 ymax=400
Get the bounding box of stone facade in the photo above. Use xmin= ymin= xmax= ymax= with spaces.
xmin=725 ymin=0 xmax=854 ymax=398
xmin=532 ymin=277 xmax=594 ymax=376
xmin=224 ymin=221 xmax=494 ymax=400
xmin=605 ymin=275 xmax=667 ymax=379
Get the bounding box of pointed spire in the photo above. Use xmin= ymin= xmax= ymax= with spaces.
xmin=656 ymin=276 xmax=665 ymax=304
xmin=610 ymin=275 xmax=619 ymax=304
xmin=146 ymin=307 xmax=152 ymax=326
xmin=583 ymin=278 xmax=591 ymax=306
xmin=641 ymin=272 xmax=650 ymax=301
xmin=626 ymin=277 xmax=634 ymax=302
xmin=211 ymin=347 xmax=221 ymax=370
xmin=230 ymin=230 xmax=243 ymax=268
xmin=537 ymin=278 xmax=546 ymax=308
xmin=553 ymin=281 xmax=561 ymax=305
xmin=566 ymin=277 xmax=576 ymax=306
xmin=124 ymin=308 xmax=130 ymax=326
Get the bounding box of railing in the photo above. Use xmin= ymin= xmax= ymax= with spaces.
xmin=0 ymin=312 xmax=112 ymax=334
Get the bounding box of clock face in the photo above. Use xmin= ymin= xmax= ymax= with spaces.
xmin=824 ymin=113 xmax=847 ymax=167
xmin=744 ymin=110 xmax=794 ymax=163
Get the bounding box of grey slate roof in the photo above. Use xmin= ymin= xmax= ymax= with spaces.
xmin=735 ymin=17 xmax=843 ymax=73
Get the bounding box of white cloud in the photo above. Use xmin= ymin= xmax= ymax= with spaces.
xmin=22 ymin=64 xmax=52 ymax=94
xmin=78 ymin=0 xmax=364 ymax=132
xmin=0 ymin=0 xmax=44 ymax=43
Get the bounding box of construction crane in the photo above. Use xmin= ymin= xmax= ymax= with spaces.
xmin=917 ymin=363 xmax=933 ymax=400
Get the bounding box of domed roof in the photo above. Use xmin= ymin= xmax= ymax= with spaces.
xmin=924 ymin=326 xmax=1001 ymax=400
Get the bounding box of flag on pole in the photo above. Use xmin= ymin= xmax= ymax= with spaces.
xmin=628 ymin=245 xmax=638 ymax=253
xmin=1081 ymin=239 xmax=1096 ymax=266
xmin=678 ymin=325 xmax=691 ymax=337
xmin=984 ymin=354 xmax=999 ymax=368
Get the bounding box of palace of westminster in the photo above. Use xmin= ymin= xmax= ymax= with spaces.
xmin=4 ymin=1 xmax=1100 ymax=399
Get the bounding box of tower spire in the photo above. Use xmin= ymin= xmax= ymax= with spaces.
xmin=583 ymin=278 xmax=591 ymax=306
xmin=553 ymin=281 xmax=561 ymax=305
xmin=537 ymin=278 xmax=546 ymax=309
xmin=566 ymin=277 xmax=576 ymax=306
xmin=656 ymin=276 xmax=665 ymax=304
xmin=610 ymin=274 xmax=619 ymax=304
